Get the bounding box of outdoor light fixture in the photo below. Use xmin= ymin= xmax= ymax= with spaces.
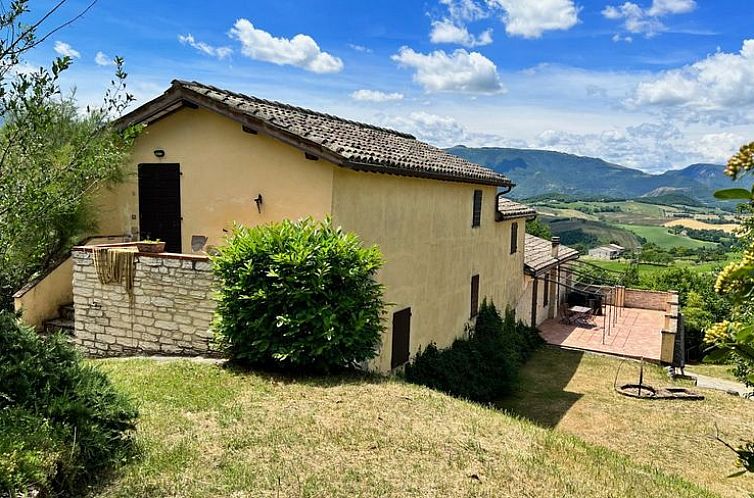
xmin=254 ymin=194 xmax=263 ymax=213
xmin=153 ymin=149 xmax=165 ymax=158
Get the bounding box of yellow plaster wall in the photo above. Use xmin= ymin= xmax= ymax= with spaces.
xmin=14 ymin=258 xmax=73 ymax=329
xmin=330 ymin=168 xmax=525 ymax=372
xmin=94 ymin=107 xmax=335 ymax=251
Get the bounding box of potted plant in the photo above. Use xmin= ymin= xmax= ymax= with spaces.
xmin=135 ymin=239 xmax=166 ymax=253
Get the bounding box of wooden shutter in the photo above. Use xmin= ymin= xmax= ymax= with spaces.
xmin=391 ymin=308 xmax=411 ymax=369
xmin=470 ymin=274 xmax=480 ymax=318
xmin=510 ymin=222 xmax=518 ymax=254
xmin=472 ymin=190 xmax=482 ymax=227
xmin=543 ymin=275 xmax=549 ymax=306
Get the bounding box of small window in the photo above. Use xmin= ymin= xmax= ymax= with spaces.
xmin=543 ymin=275 xmax=549 ymax=306
xmin=470 ymin=274 xmax=480 ymax=318
xmin=510 ymin=222 xmax=519 ymax=254
xmin=472 ymin=190 xmax=482 ymax=227
xmin=391 ymin=308 xmax=411 ymax=369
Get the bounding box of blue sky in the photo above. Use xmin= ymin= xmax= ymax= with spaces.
xmin=28 ymin=0 xmax=754 ymax=172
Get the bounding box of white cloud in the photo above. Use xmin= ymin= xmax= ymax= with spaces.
xmin=348 ymin=43 xmax=372 ymax=53
xmin=391 ymin=47 xmax=504 ymax=94
xmin=603 ymin=0 xmax=696 ymax=39
xmin=647 ymin=0 xmax=696 ymax=16
xmin=631 ymin=39 xmax=754 ymax=121
xmin=228 ymin=19 xmax=343 ymax=74
xmin=54 ymin=41 xmax=80 ymax=59
xmin=94 ymin=51 xmax=114 ymax=66
xmin=487 ymin=0 xmax=580 ymax=39
xmin=377 ymin=111 xmax=512 ymax=148
xmin=687 ymin=132 xmax=745 ymax=164
xmin=430 ymin=19 xmax=492 ymax=47
xmin=440 ymin=0 xmax=488 ymax=22
xmin=351 ymin=89 xmax=404 ymax=102
xmin=178 ymin=33 xmax=232 ymax=60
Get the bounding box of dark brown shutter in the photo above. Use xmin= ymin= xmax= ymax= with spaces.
xmin=510 ymin=222 xmax=518 ymax=254
xmin=472 ymin=190 xmax=482 ymax=227
xmin=391 ymin=308 xmax=411 ymax=369
xmin=543 ymin=275 xmax=549 ymax=306
xmin=470 ymin=274 xmax=480 ymax=318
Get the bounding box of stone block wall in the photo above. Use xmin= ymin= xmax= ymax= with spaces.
xmin=72 ymin=247 xmax=219 ymax=357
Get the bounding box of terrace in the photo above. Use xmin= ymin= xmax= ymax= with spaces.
xmin=538 ymin=287 xmax=680 ymax=363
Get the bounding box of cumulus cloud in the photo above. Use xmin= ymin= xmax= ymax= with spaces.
xmin=603 ymin=0 xmax=696 ymax=40
xmin=377 ymin=111 xmax=515 ymax=148
xmin=348 ymin=43 xmax=372 ymax=53
xmin=647 ymin=0 xmax=696 ymax=16
xmin=488 ymin=0 xmax=580 ymax=39
xmin=392 ymin=47 xmax=504 ymax=94
xmin=178 ymin=33 xmax=232 ymax=60
xmin=229 ymin=19 xmax=343 ymax=73
xmin=430 ymin=19 xmax=492 ymax=47
xmin=351 ymin=89 xmax=405 ymax=102
xmin=94 ymin=51 xmax=114 ymax=66
xmin=687 ymin=132 xmax=745 ymax=164
xmin=630 ymin=39 xmax=754 ymax=121
xmin=430 ymin=0 xmax=493 ymax=47
xmin=54 ymin=41 xmax=80 ymax=58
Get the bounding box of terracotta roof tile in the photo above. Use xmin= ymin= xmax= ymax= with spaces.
xmin=119 ymin=80 xmax=512 ymax=188
xmin=524 ymin=234 xmax=580 ymax=274
xmin=497 ymin=198 xmax=537 ymax=220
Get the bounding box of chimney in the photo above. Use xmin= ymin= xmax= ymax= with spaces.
xmin=551 ymin=236 xmax=560 ymax=258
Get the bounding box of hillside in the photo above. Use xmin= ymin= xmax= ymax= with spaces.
xmin=447 ymin=147 xmax=731 ymax=202
xmin=94 ymin=359 xmax=717 ymax=498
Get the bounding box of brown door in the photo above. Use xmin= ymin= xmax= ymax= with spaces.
xmin=391 ymin=307 xmax=411 ymax=369
xmin=138 ymin=163 xmax=182 ymax=252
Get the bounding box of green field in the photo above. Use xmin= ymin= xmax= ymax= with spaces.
xmin=584 ymin=255 xmax=735 ymax=279
xmin=616 ymin=224 xmax=717 ymax=249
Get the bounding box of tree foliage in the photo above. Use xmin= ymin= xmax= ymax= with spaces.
xmin=704 ymin=141 xmax=754 ymax=475
xmin=212 ymin=218 xmax=385 ymax=372
xmin=0 ymin=0 xmax=139 ymax=309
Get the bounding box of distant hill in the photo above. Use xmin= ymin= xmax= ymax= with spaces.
xmin=446 ymin=147 xmax=731 ymax=203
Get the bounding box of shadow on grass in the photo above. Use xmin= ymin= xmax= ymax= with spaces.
xmin=221 ymin=361 xmax=389 ymax=388
xmin=496 ymin=346 xmax=585 ymax=428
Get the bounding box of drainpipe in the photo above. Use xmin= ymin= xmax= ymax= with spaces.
xmin=495 ymin=186 xmax=514 ymax=221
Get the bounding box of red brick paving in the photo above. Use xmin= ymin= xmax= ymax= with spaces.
xmin=538 ymin=305 xmax=664 ymax=361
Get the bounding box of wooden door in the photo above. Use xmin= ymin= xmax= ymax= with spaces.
xmin=391 ymin=307 xmax=411 ymax=369
xmin=138 ymin=163 xmax=182 ymax=252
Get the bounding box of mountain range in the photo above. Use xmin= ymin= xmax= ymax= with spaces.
xmin=446 ymin=146 xmax=733 ymax=203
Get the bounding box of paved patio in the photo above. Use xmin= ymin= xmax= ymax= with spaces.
xmin=538 ymin=305 xmax=664 ymax=361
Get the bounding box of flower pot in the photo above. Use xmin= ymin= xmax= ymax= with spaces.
xmin=136 ymin=241 xmax=166 ymax=253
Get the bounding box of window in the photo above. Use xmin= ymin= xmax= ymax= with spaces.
xmin=510 ymin=222 xmax=518 ymax=254
xmin=470 ymin=274 xmax=480 ymax=318
xmin=543 ymin=275 xmax=550 ymax=306
xmin=391 ymin=308 xmax=411 ymax=369
xmin=472 ymin=190 xmax=482 ymax=227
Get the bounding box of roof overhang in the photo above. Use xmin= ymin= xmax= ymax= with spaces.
xmin=115 ymin=82 xmax=513 ymax=189
xmin=524 ymin=252 xmax=580 ymax=277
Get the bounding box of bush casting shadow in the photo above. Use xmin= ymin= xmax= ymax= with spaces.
xmin=496 ymin=346 xmax=584 ymax=428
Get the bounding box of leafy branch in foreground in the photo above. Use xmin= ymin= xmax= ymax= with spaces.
xmin=0 ymin=2 xmax=140 ymax=309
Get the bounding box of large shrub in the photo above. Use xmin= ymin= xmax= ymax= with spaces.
xmin=212 ymin=218 xmax=385 ymax=371
xmin=0 ymin=312 xmax=138 ymax=496
xmin=405 ymin=301 xmax=542 ymax=403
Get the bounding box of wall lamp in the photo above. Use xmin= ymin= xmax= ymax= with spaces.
xmin=254 ymin=194 xmax=263 ymax=213
xmin=153 ymin=149 xmax=166 ymax=158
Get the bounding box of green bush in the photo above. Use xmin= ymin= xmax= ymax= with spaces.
xmin=405 ymin=301 xmax=542 ymax=403
xmin=0 ymin=312 xmax=138 ymax=496
xmin=212 ymin=218 xmax=385 ymax=372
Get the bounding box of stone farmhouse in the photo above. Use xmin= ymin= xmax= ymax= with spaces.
xmin=13 ymin=80 xmax=680 ymax=371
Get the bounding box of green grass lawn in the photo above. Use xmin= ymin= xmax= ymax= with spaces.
xmin=617 ymin=224 xmax=717 ymax=249
xmin=584 ymin=254 xmax=736 ymax=280
xmin=499 ymin=348 xmax=754 ymax=498
xmin=686 ymin=364 xmax=742 ymax=384
xmin=93 ymin=358 xmax=720 ymax=498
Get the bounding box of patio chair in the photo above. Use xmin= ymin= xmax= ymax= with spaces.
xmin=559 ymin=304 xmax=573 ymax=324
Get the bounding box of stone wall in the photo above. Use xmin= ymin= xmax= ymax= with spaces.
xmin=623 ymin=288 xmax=671 ymax=311
xmin=72 ymin=247 xmax=219 ymax=357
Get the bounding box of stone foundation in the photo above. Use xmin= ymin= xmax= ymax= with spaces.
xmin=71 ymin=246 xmax=219 ymax=357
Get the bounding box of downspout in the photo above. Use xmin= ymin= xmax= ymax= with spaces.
xmin=495 ymin=185 xmax=513 ymax=221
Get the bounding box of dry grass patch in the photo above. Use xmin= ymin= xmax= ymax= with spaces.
xmin=92 ymin=359 xmax=713 ymax=498
xmin=664 ymin=219 xmax=739 ymax=234
xmin=499 ymin=348 xmax=754 ymax=498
